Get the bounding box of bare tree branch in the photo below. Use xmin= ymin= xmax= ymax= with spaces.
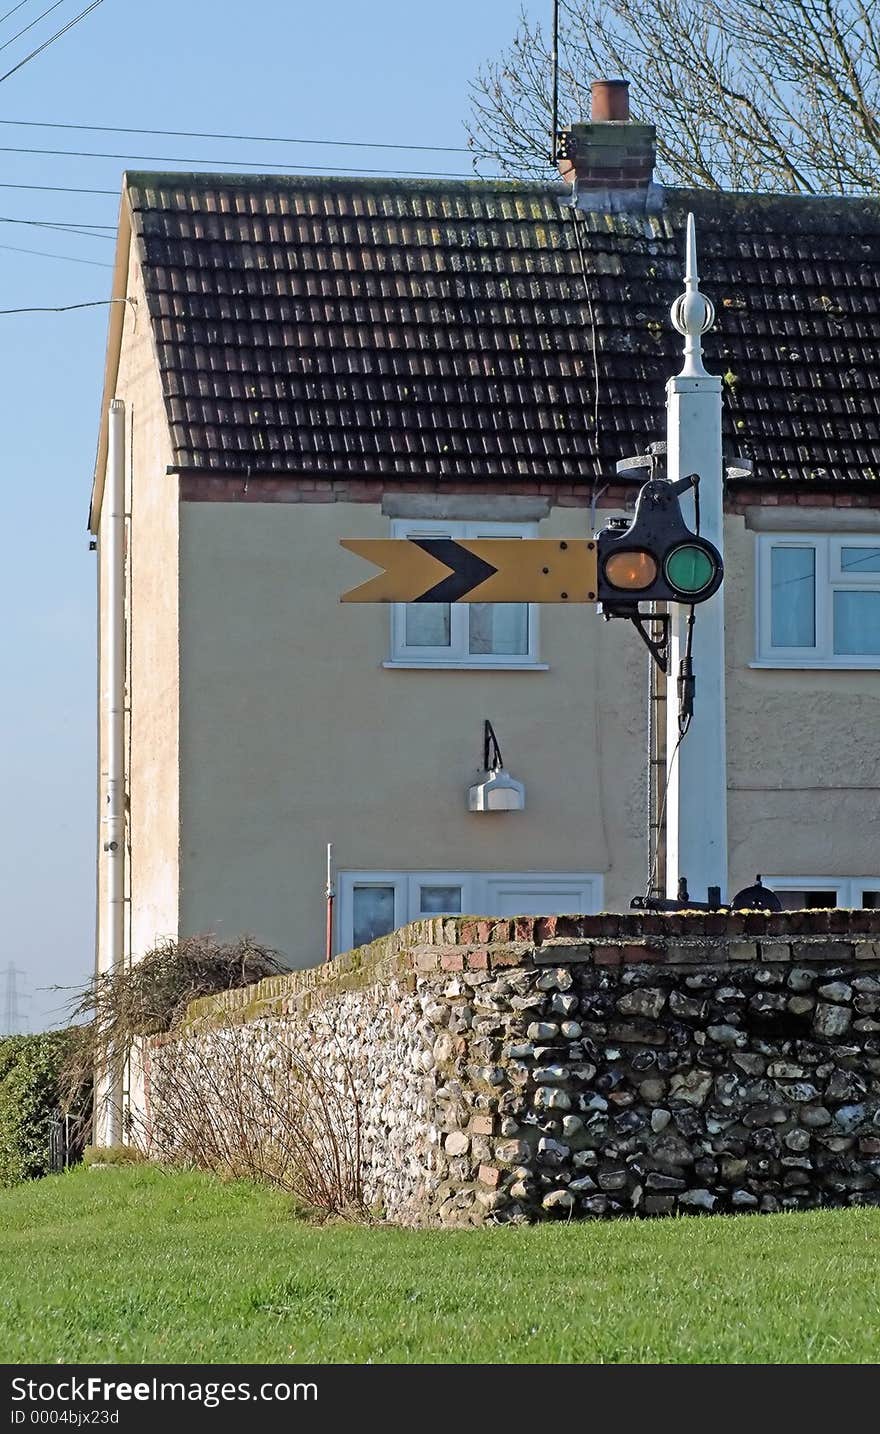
xmin=467 ymin=0 xmax=880 ymax=194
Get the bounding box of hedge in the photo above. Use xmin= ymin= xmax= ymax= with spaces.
xmin=0 ymin=1032 xmax=77 ymax=1186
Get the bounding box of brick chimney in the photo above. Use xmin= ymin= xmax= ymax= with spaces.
xmin=556 ymin=79 xmax=657 ymax=204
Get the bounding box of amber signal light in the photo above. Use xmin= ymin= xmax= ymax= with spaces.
xmin=602 ymin=549 xmax=658 ymax=591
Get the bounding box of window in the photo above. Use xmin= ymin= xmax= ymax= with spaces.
xmin=419 ymin=884 xmax=463 ymax=914
xmin=386 ymin=519 xmax=544 ymax=668
xmin=336 ymin=870 xmax=603 ymax=953
xmin=351 ymin=884 xmax=397 ymax=948
xmin=756 ymin=534 xmax=880 ymax=666
xmin=765 ymin=877 xmax=880 ymax=910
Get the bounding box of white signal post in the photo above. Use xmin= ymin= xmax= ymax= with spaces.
xmin=665 ymin=214 xmax=728 ymax=901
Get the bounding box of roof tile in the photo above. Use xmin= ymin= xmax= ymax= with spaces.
xmin=124 ymin=172 xmax=880 ymax=485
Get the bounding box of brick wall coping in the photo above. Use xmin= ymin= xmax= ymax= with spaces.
xmin=175 ymin=911 xmax=880 ymax=1032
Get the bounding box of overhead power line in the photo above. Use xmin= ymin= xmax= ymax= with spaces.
xmin=0 ymin=213 xmax=114 ymax=236
xmin=0 ymin=295 xmax=129 ymax=314
xmin=0 ymin=142 xmax=482 ymax=179
xmin=0 ymin=238 xmax=111 ymax=264
xmin=0 ymin=2 xmax=36 ymax=27
xmin=0 ymin=115 xmax=476 ymax=155
xmin=0 ymin=0 xmax=104 ymax=86
xmin=0 ymin=0 xmax=67 ymax=57
xmin=0 ymin=179 xmax=116 ymax=193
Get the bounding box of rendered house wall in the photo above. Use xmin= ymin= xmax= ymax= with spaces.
xmin=171 ymin=495 xmax=880 ymax=967
xmin=723 ymin=513 xmax=880 ymax=885
xmin=96 ymin=244 xmax=181 ymax=982
xmin=177 ymin=496 xmax=647 ymax=960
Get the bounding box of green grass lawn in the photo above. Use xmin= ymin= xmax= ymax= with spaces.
xmin=1 ymin=1165 xmax=878 ymax=1363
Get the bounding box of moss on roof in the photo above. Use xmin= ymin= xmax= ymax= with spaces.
xmin=120 ymin=171 xmax=880 ymax=486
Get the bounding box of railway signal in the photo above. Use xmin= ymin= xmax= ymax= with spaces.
xmin=340 ymin=473 xmax=721 ymax=639
xmin=596 ymin=473 xmax=722 ymax=615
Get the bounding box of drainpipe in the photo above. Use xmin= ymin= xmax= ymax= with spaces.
xmin=325 ymin=842 xmax=335 ymax=962
xmin=101 ymin=398 xmax=126 ymax=1143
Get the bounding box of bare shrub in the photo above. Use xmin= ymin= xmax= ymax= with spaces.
xmin=62 ymin=934 xmax=364 ymax=1215
xmin=150 ymin=1022 xmax=365 ymax=1217
xmin=61 ymin=933 xmax=287 ymax=1112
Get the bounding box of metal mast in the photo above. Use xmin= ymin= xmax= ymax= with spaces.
xmin=664 ymin=214 xmax=728 ymax=901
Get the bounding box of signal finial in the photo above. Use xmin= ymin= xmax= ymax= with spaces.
xmin=670 ymin=213 xmax=715 ymax=378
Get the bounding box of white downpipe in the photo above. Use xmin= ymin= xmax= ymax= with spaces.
xmin=101 ymin=398 xmax=126 ymax=1144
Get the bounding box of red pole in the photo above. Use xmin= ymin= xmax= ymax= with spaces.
xmin=325 ymin=893 xmax=334 ymax=963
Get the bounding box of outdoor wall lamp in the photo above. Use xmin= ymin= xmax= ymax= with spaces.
xmin=467 ymin=720 xmax=525 ymax=812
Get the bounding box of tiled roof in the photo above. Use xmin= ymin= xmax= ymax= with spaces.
xmin=125 ymin=172 xmax=880 ymax=486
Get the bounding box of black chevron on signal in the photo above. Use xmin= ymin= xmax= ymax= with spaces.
xmin=411 ymin=539 xmax=498 ymax=602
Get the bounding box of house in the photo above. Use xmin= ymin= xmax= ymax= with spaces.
xmin=89 ymin=88 xmax=880 ymax=1108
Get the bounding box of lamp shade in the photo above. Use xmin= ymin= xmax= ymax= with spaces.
xmin=467 ymin=767 xmax=525 ymax=812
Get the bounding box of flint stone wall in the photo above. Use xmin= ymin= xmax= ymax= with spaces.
xmin=146 ymin=911 xmax=880 ymax=1225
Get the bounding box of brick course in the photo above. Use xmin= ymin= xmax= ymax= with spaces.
xmin=180 ymin=475 xmax=880 ymax=509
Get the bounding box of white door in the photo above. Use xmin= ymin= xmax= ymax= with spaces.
xmin=485 ymin=875 xmax=602 ymax=917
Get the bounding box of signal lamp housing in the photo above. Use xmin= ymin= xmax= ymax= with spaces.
xmin=596 ymin=476 xmax=723 ymax=613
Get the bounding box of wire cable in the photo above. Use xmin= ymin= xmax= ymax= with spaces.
xmin=0 ymin=0 xmax=66 ymax=56
xmin=550 ymin=0 xmax=559 ymax=161
xmin=0 ymin=237 xmax=111 ymax=264
xmin=645 ymin=597 xmax=696 ymax=900
xmin=0 ymin=114 xmax=476 ymax=154
xmin=0 ymin=142 xmax=482 ymax=179
xmin=0 ymin=212 xmax=113 ymax=236
xmin=571 ymin=211 xmax=600 ymax=441
xmin=645 ymin=719 xmax=690 ymax=903
xmin=0 ymin=179 xmax=115 ymax=192
xmin=0 ymin=2 xmax=36 ymax=27
xmin=0 ymin=295 xmax=130 ymax=314
xmin=0 ymin=0 xmax=103 ymax=86
xmin=571 ymin=208 xmax=603 ymax=543
xmin=677 ymin=609 xmax=695 ymax=737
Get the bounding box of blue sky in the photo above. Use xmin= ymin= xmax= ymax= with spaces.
xmin=0 ymin=0 xmax=547 ymax=1030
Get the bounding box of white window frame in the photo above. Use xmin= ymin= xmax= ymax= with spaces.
xmin=342 ymin=873 xmax=408 ymax=951
xmin=754 ymin=532 xmax=880 ymax=668
xmin=384 ymin=518 xmax=546 ymax=669
xmin=336 ymin=869 xmax=603 ymax=952
xmin=764 ymin=876 xmax=880 ymax=909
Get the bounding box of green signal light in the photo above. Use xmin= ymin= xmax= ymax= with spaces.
xmin=664 ymin=543 xmax=717 ymax=595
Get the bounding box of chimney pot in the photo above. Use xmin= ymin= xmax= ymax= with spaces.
xmin=556 ymin=77 xmax=656 ymax=206
xmin=591 ymin=79 xmax=630 ymax=123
